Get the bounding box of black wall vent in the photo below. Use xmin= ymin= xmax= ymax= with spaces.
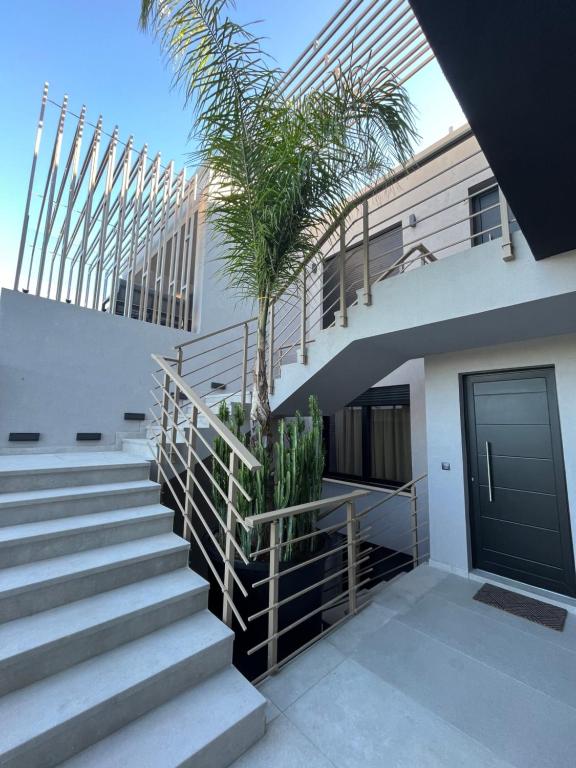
xmin=9 ymin=432 xmax=40 ymax=442
xmin=124 ymin=412 xmax=146 ymax=421
xmin=347 ymin=385 xmax=410 ymax=408
xmin=211 ymin=382 xmax=226 ymax=390
xmin=76 ymin=432 xmax=102 ymax=441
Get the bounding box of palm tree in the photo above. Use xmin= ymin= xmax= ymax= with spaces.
xmin=140 ymin=0 xmax=417 ymax=443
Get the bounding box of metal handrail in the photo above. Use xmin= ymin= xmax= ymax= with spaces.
xmin=153 ymin=353 xmax=261 ymax=471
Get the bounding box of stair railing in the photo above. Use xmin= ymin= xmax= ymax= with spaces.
xmin=242 ymin=472 xmax=428 ymax=682
xmin=151 ymin=352 xmax=261 ymax=629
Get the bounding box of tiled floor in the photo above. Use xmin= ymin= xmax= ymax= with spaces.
xmin=233 ymin=564 xmax=576 ymax=768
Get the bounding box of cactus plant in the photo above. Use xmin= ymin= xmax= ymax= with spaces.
xmin=210 ymin=396 xmax=324 ymax=562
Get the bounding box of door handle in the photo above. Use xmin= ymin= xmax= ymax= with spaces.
xmin=485 ymin=441 xmax=493 ymax=502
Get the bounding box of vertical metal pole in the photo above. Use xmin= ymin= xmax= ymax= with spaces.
xmin=499 ymin=188 xmax=514 ymax=262
xmin=410 ymin=484 xmax=419 ymax=566
xmin=180 ymin=174 xmax=198 ymax=331
xmin=110 ymin=137 xmax=133 ymax=315
xmin=153 ymin=161 xmax=173 ymax=324
xmin=183 ymin=405 xmax=198 ymax=544
xmin=15 ymin=82 xmax=49 ymax=291
xmin=339 ymin=221 xmax=348 ymax=327
xmin=37 ymin=95 xmax=69 ymax=295
xmin=346 ymin=501 xmax=358 ymax=614
xmin=223 ymin=452 xmax=239 ymax=627
xmin=93 ymin=126 xmax=118 ymax=309
xmin=267 ymin=519 xmax=280 ymax=672
xmin=159 ymin=371 xmax=170 ymax=470
xmin=139 ymin=153 xmax=161 ymax=322
xmin=75 ymin=116 xmax=102 ymax=306
xmin=56 ymin=106 xmax=86 ymax=302
xmin=126 ymin=145 xmax=148 ymax=319
xmin=241 ymin=322 xmax=249 ymax=410
xmin=170 ymin=348 xmax=183 ymax=452
xmin=362 ymin=200 xmax=372 ymax=306
xmin=268 ymin=301 xmax=275 ymax=395
xmin=168 ymin=170 xmax=186 ymax=329
xmin=299 ymin=270 xmax=308 ymax=364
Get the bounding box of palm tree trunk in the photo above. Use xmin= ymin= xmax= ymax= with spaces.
xmin=251 ymin=296 xmax=271 ymax=439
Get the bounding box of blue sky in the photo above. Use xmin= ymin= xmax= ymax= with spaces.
xmin=0 ymin=0 xmax=465 ymax=289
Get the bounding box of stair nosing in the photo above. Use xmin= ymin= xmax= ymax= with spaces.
xmin=0 ymin=611 xmax=233 ymax=759
xmin=0 ymin=570 xmax=208 ymax=667
xmin=0 ymin=480 xmax=160 ymax=508
xmin=0 ymin=505 xmax=174 ymax=546
xmin=0 ymin=534 xmax=189 ymax=599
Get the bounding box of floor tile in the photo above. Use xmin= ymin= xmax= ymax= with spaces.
xmin=259 ymin=641 xmax=345 ymax=711
xmin=285 ymin=659 xmax=513 ymax=768
xmin=326 ymin=602 xmax=395 ymax=656
xmin=432 ymin=575 xmax=576 ymax=653
xmin=232 ymin=714 xmax=335 ymax=768
xmin=397 ymin=592 xmax=576 ymax=710
xmin=352 ymin=618 xmax=576 ymax=768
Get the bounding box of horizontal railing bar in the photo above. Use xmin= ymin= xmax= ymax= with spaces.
xmin=244 ymin=489 xmax=369 ymax=527
xmin=153 ymin=354 xmax=261 ymax=471
xmin=247 ymin=576 xmax=372 ymax=656
xmin=251 ymin=600 xmax=369 ymax=684
xmin=247 ymin=552 xmax=372 ymax=622
xmin=251 ymin=537 xmax=363 ymax=588
xmin=249 ymin=517 xmax=366 ymax=558
xmin=151 ymin=408 xmax=250 ymax=532
xmin=358 ymin=473 xmax=427 ymax=518
xmin=357 ymin=548 xmax=429 ymax=584
xmin=175 ymin=317 xmax=257 ymax=350
xmin=154 ymin=459 xmax=247 ymax=631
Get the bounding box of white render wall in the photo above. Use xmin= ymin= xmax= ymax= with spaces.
xmin=0 ymin=289 xmax=192 ymax=451
xmin=424 ymin=333 xmax=576 ymax=575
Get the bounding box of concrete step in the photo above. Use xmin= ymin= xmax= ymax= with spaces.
xmin=0 ymin=505 xmax=174 ymax=567
xmin=0 ymin=569 xmax=208 ymax=696
xmin=0 ymin=479 xmax=160 ymax=526
xmin=0 ymin=452 xmax=151 ymax=493
xmin=120 ymin=438 xmax=156 ymax=460
xmin=61 ymin=666 xmax=267 ymax=768
xmin=0 ymin=611 xmax=234 ymax=768
xmin=0 ymin=533 xmax=189 ymax=623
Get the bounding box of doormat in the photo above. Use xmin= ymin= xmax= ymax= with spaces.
xmin=473 ymin=583 xmax=567 ymax=631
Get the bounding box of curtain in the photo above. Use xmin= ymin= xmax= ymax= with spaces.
xmin=371 ymin=406 xmax=411 ymax=483
xmin=333 ymin=407 xmax=363 ymax=476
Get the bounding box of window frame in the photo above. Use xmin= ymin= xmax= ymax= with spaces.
xmin=323 ymin=386 xmax=411 ymax=489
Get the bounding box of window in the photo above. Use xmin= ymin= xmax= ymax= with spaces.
xmin=322 ymin=223 xmax=402 ymax=328
xmin=469 ymin=178 xmax=520 ymax=247
xmin=325 ymin=385 xmax=412 ymax=487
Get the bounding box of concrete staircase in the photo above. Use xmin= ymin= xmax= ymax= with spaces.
xmin=0 ymin=451 xmax=266 ymax=768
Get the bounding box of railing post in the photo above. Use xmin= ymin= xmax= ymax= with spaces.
xmin=499 ymin=188 xmax=514 ymax=262
xmin=339 ymin=222 xmax=348 ymax=327
xmin=410 ymin=484 xmax=419 ymax=566
xmin=267 ymin=519 xmax=280 ymax=672
xmin=299 ymin=270 xmax=308 ymax=364
xmin=241 ymin=322 xmax=249 ymax=409
xmin=170 ymin=348 xmax=183 ymax=453
xmin=268 ymin=302 xmax=275 ymax=395
xmin=15 ymin=82 xmax=49 ymax=292
xmin=362 ymin=200 xmax=372 ymax=306
xmin=223 ymin=452 xmax=239 ymax=627
xmin=346 ymin=501 xmax=358 ymax=614
xmin=183 ymin=404 xmax=198 ymax=543
xmin=159 ymin=371 xmax=170 ymax=470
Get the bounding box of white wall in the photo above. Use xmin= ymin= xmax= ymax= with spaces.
xmin=424 ymin=333 xmax=576 ymax=575
xmin=0 ymin=289 xmax=196 ymax=451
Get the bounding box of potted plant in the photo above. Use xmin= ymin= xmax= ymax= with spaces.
xmin=202 ymin=395 xmax=329 ymax=678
